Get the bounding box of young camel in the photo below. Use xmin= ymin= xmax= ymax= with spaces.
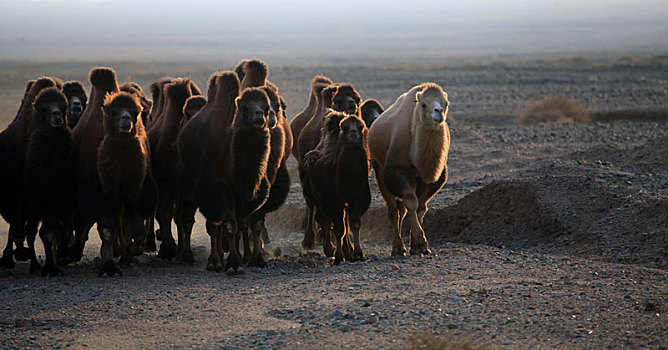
xmin=367 ymin=83 xmax=450 ymax=256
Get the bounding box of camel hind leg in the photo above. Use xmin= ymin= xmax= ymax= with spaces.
xmin=415 ymin=171 xmax=447 ymax=225
xmin=175 ymin=198 xmax=197 ymax=265
xmin=156 ymin=189 xmax=177 ymax=260
xmin=205 ymin=220 xmax=222 ymax=271
xmin=346 ymin=183 xmax=371 ymax=261
xmin=375 ymin=165 xmax=409 ymax=256
xmin=97 ymin=205 xmax=122 ymax=277
xmin=383 ymin=165 xmax=430 ymax=255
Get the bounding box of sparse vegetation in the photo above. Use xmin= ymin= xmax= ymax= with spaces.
xmin=517 ymin=95 xmax=591 ymax=125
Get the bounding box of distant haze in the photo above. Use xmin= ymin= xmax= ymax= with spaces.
xmin=1 ymin=0 xmax=667 ymax=63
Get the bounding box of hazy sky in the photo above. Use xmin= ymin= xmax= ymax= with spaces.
xmin=1 ymin=0 xmax=666 ymax=61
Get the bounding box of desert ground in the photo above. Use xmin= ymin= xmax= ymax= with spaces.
xmin=0 ymin=55 xmax=667 ymax=349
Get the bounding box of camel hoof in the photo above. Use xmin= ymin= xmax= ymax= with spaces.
xmin=323 ymin=243 xmax=336 ymax=258
xmin=225 ymin=264 xmax=245 ymax=275
xmin=0 ymin=255 xmax=16 ymax=269
xmin=69 ymin=246 xmax=84 ymax=262
xmin=334 ymin=255 xmax=344 ymax=266
xmin=98 ymin=260 xmax=122 ymax=277
xmin=206 ymin=263 xmax=217 ymax=272
xmin=302 ymin=237 xmax=315 ymax=251
xmin=410 ymin=247 xmax=432 ymax=256
xmin=391 ymin=247 xmax=407 ymax=257
xmin=56 ymin=256 xmax=73 ymax=266
xmin=248 ymin=255 xmax=267 ymax=268
xmin=13 ymin=247 xmax=31 ymax=262
xmin=41 ymin=264 xmax=63 ymax=277
xmin=353 ymin=250 xmax=367 ymax=262
xmin=119 ymin=256 xmax=139 ymax=268
xmin=127 ymin=242 xmax=144 ymax=257
xmin=157 ymin=243 xmax=177 ymax=260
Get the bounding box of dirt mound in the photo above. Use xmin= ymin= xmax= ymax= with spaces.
xmin=426 ymin=180 xmax=565 ymax=248
xmin=517 ymin=95 xmax=591 ymax=124
xmin=424 ymin=176 xmax=667 ymax=270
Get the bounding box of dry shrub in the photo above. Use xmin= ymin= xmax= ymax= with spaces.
xmin=517 ymin=95 xmax=590 ymax=124
xmin=404 ymin=333 xmax=488 ymax=350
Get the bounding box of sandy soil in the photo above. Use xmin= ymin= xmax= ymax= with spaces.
xmin=1 ymin=60 xmax=667 ymax=349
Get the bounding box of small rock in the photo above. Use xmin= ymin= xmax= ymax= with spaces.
xmin=339 ymin=324 xmax=352 ymax=332
xmin=364 ymin=316 xmax=378 ymax=324
xmin=391 ymin=264 xmax=400 ymax=271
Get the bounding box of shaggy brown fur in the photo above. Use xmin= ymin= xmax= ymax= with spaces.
xmin=290 ymin=75 xmax=333 ymax=159
xmin=518 ymin=95 xmax=591 ymax=124
xmin=150 ymin=77 xmax=199 ymax=260
xmin=69 ymin=67 xmax=120 ymax=265
xmin=96 ymin=91 xmax=155 ymax=276
xmin=50 ymin=76 xmax=64 ymax=90
xmin=234 ymin=59 xmax=270 ymax=91
xmin=0 ymin=77 xmax=58 ymax=269
xmin=296 ymin=84 xmax=344 ymax=250
xmin=368 ymin=82 xmax=450 ymax=256
xmin=177 ymin=71 xmax=240 ymax=269
xmin=148 ymin=77 xmax=173 ymax=128
xmin=62 ymin=80 xmax=88 ymax=128
xmin=193 ymin=86 xmax=272 ymax=274
xmin=304 ymin=112 xmax=370 ymax=264
xmin=296 ymin=84 xmax=339 ymax=162
xmin=23 ymin=87 xmax=73 ymax=276
xmin=232 ymin=59 xmax=292 ymax=267
xmin=360 ymin=98 xmax=384 ymax=128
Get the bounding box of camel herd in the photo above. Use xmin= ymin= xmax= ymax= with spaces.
xmin=0 ymin=59 xmax=450 ymax=276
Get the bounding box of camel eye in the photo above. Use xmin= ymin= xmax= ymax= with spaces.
xmin=421 ymin=103 xmax=426 ymax=108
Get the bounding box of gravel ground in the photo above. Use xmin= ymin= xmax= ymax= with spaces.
xmin=1 ymin=60 xmax=667 ymax=349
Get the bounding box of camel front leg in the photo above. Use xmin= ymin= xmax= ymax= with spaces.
xmin=403 ymin=193 xmax=431 ymax=256
xmin=205 ymin=220 xmax=223 ymax=271
xmin=223 ymin=220 xmax=244 ymax=275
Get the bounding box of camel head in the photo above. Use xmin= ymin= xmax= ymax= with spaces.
xmin=33 ymin=87 xmax=68 ymax=129
xmin=415 ymin=84 xmax=448 ymax=126
xmin=234 ymin=88 xmax=271 ymax=130
xmin=102 ymin=92 xmax=142 ymax=136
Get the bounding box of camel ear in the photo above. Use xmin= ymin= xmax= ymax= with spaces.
xmin=415 ymin=91 xmax=422 ymax=103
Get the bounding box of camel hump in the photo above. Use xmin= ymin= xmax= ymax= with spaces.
xmin=184 ymin=95 xmax=207 ymax=114
xmin=312 ymin=75 xmax=333 ymax=89
xmin=166 ymin=78 xmax=194 ymax=108
xmin=89 ymin=67 xmax=118 ymax=89
xmin=215 ymin=71 xmax=241 ymax=98
xmin=236 ymin=59 xmax=269 ymax=89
